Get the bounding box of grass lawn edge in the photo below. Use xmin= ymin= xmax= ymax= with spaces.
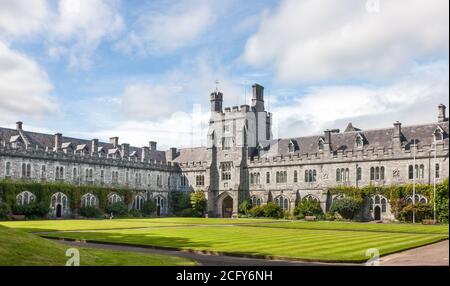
xmin=40 ymin=234 xmax=449 ymax=264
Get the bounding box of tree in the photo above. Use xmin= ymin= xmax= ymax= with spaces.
xmin=262 ymin=202 xmax=284 ymax=218
xmin=330 ymin=197 xmax=360 ymax=220
xmin=171 ymin=191 xmax=192 ymax=216
xmin=105 ymin=201 xmax=128 ymax=217
xmin=190 ymin=191 xmax=207 ymax=217
xmin=142 ymin=200 xmax=157 ymax=216
xmin=294 ymin=199 xmax=323 ymax=219
xmin=238 ymin=199 xmax=252 ymax=215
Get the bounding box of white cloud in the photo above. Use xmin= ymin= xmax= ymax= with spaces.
xmin=271 ymin=61 xmax=449 ymax=139
xmin=85 ymin=108 xmax=210 ymax=150
xmin=120 ymin=83 xmax=183 ymax=120
xmin=48 ymin=0 xmax=124 ymax=68
xmin=243 ymin=0 xmax=449 ymax=83
xmin=116 ymin=0 xmax=216 ymax=56
xmin=0 ymin=0 xmax=124 ymax=68
xmin=0 ymin=0 xmax=50 ymax=39
xmin=0 ymin=41 xmax=58 ymax=123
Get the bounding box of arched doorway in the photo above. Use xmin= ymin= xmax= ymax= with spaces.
xmin=154 ymin=196 xmax=165 ymax=217
xmin=222 ymin=196 xmax=233 ymax=218
xmin=374 ymin=206 xmax=381 ymax=221
xmin=56 ymin=204 xmax=62 ymax=218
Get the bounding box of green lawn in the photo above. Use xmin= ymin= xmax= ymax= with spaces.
xmin=243 ymin=221 xmax=450 ymax=235
xmin=0 ymin=217 xmax=276 ymax=232
xmin=0 ymin=226 xmax=195 ymax=266
xmin=2 ymin=218 xmax=448 ymax=263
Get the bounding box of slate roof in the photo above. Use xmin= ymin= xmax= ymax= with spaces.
xmin=264 ymin=121 xmax=449 ymax=156
xmin=172 ymin=147 xmax=211 ymax=163
xmin=0 ymin=127 xmax=166 ymax=162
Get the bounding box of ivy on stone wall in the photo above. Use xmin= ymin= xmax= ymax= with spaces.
xmin=0 ymin=180 xmax=133 ymax=211
xmin=328 ymin=178 xmax=449 ymax=222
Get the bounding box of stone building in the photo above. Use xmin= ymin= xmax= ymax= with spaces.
xmin=0 ymin=83 xmax=448 ymax=220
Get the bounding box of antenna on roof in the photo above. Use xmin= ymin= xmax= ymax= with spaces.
xmin=215 ymin=79 xmax=220 ymax=92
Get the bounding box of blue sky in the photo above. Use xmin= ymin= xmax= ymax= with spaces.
xmin=0 ymin=0 xmax=449 ymax=150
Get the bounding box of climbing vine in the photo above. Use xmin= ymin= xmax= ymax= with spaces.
xmin=0 ymin=180 xmax=133 ymax=211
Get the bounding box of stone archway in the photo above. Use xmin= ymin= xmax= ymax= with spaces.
xmin=221 ymin=196 xmax=233 ymax=218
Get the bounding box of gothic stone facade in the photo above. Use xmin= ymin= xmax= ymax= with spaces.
xmin=1 ymin=84 xmax=449 ymax=220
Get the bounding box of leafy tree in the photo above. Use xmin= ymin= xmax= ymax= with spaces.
xmin=190 ymin=191 xmax=207 ymax=217
xmin=399 ymin=203 xmax=433 ymax=222
xmin=0 ymin=202 xmax=10 ymax=219
xmin=436 ymin=178 xmax=449 ymax=223
xmin=249 ymin=205 xmax=265 ymax=217
xmin=330 ymin=197 xmax=360 ymax=220
xmin=12 ymin=202 xmax=50 ymax=219
xmin=142 ymin=200 xmax=157 ymax=216
xmin=171 ymin=191 xmax=192 ymax=216
xmin=294 ymin=199 xmax=323 ymax=219
xmin=262 ymin=202 xmax=284 ymax=218
xmin=105 ymin=202 xmax=128 ymax=217
xmin=238 ymin=199 xmax=252 ymax=215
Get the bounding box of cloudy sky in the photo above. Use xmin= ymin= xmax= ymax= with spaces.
xmin=0 ymin=0 xmax=448 ymax=149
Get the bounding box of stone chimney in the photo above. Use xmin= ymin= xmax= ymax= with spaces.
xmin=16 ymin=121 xmax=23 ymax=131
xmin=54 ymin=133 xmax=62 ymax=152
xmin=109 ymin=137 xmax=119 ymax=148
xmin=438 ymin=104 xmax=447 ymax=123
xmin=323 ymin=130 xmax=332 ymax=152
xmin=392 ymin=121 xmax=402 ymax=149
xmin=121 ymin=143 xmax=130 ymax=159
xmin=166 ymin=147 xmax=178 ymax=161
xmin=251 ymin=83 xmax=265 ymax=112
xmin=141 ymin=146 xmax=150 ymax=162
xmin=149 ymin=141 xmax=157 ymax=151
xmin=91 ymin=139 xmax=99 ymax=156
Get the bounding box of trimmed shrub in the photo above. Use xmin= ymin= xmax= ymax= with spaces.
xmin=249 ymin=205 xmax=265 ymax=218
xmin=105 ymin=201 xmax=128 ymax=217
xmin=171 ymin=191 xmax=192 ymax=216
xmin=238 ymin=199 xmax=252 ymax=215
xmin=436 ymin=178 xmax=449 ymax=223
xmin=78 ymin=206 xmax=102 ymax=218
xmin=179 ymin=208 xmax=196 ymax=217
xmin=142 ymin=200 xmax=156 ymax=216
xmin=330 ymin=197 xmax=360 ymax=220
xmin=294 ymin=199 xmax=323 ymax=219
xmin=190 ymin=191 xmax=207 ymax=217
xmin=263 ymin=202 xmax=284 ymax=218
xmin=12 ymin=202 xmax=50 ymax=219
xmin=399 ymin=203 xmax=433 ymax=222
xmin=128 ymin=209 xmax=143 ymax=218
xmin=0 ymin=202 xmax=10 ymax=219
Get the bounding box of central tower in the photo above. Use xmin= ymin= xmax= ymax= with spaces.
xmin=206 ymin=83 xmax=272 ymax=217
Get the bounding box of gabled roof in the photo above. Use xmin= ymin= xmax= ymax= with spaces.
xmin=344 ymin=123 xmax=361 ymax=132
xmin=264 ymin=121 xmax=449 ymax=156
xmin=0 ymin=127 xmax=166 ymax=162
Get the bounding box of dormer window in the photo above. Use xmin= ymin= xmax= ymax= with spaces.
xmin=434 ymin=127 xmax=444 ymax=141
xmin=355 ymin=133 xmax=365 ymax=148
xmin=318 ymin=138 xmax=325 ymax=151
xmin=288 ymin=140 xmax=297 ymax=153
